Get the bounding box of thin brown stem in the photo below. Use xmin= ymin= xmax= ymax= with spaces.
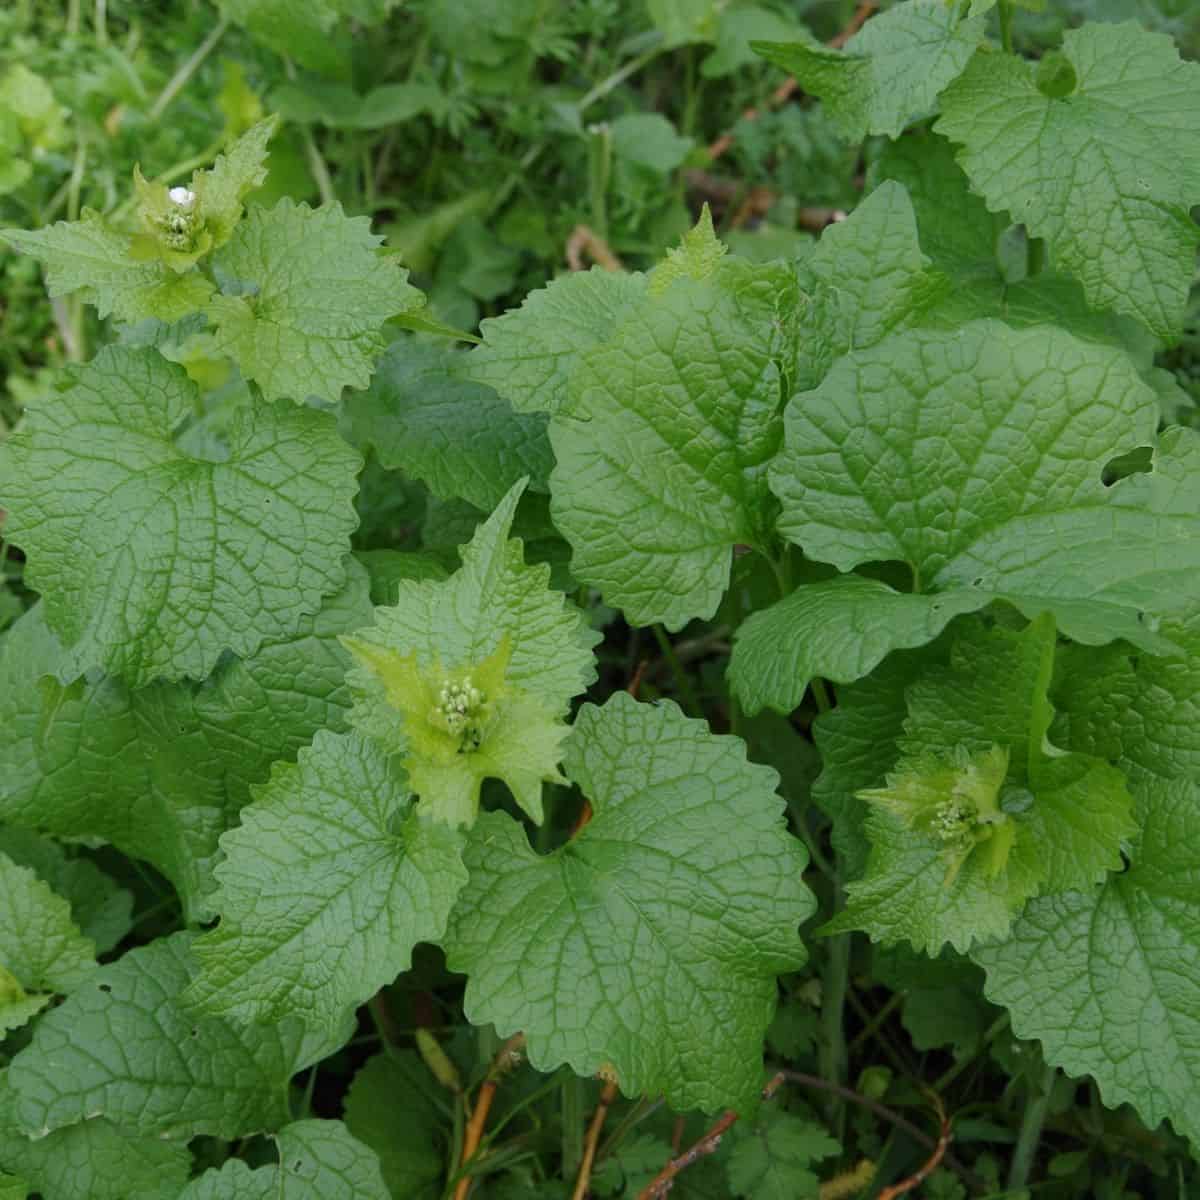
xmin=571 ymin=1079 xmax=620 ymax=1200
xmin=878 ymin=1093 xmax=950 ymax=1200
xmin=566 ymin=224 xmax=624 ymax=272
xmin=452 ymin=1033 xmax=526 ymax=1200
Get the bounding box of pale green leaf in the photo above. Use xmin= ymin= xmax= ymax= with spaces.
xmin=936 ymin=23 xmax=1200 ymax=338
xmin=770 ymin=321 xmax=1198 ymax=665
xmin=342 ymin=339 xmax=553 ymax=510
xmin=550 ymin=263 xmax=794 ymax=630
xmin=195 ymin=116 xmax=279 ymax=247
xmin=0 ymin=1071 xmax=190 ymax=1200
xmin=752 ymin=1 xmax=990 ymax=141
xmin=0 ymin=345 xmax=360 ymax=685
xmin=343 ymin=1053 xmax=443 ymax=1200
xmin=0 ymin=567 xmax=372 ymax=918
xmin=342 ymin=481 xmax=598 ymax=825
xmin=207 ymin=199 xmax=422 ymax=403
xmin=462 ymin=268 xmax=647 ymax=415
xmin=610 ymin=113 xmax=693 ymax=173
xmin=444 ymin=693 xmax=813 ymax=1115
xmin=0 ymin=968 xmax=51 ymax=1038
xmin=0 ymin=853 xmax=95 ymax=996
xmin=185 ymin=729 xmax=467 ymax=1030
xmin=1 ymin=215 xmax=214 ymax=322
xmin=974 ymin=779 xmax=1200 ymax=1144
xmin=176 ymin=1120 xmax=390 ymax=1199
xmin=7 ymin=933 xmax=322 ymax=1141
xmin=647 ymin=204 xmax=726 ymax=296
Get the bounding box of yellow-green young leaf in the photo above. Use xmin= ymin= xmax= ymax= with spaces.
xmin=936 ymin=23 xmax=1200 ymax=338
xmin=206 ymin=198 xmax=423 ymax=403
xmin=973 ymin=614 xmax=1200 ymax=1143
xmin=462 ymin=268 xmax=647 ymax=415
xmin=826 ymin=618 xmax=1135 ymax=954
xmin=752 ymin=0 xmax=990 ymax=141
xmin=176 ymin=1120 xmax=390 ymax=1199
xmin=342 ymin=1053 xmax=443 ymax=1200
xmin=0 ymin=569 xmax=372 ymax=919
xmin=6 ymin=933 xmax=337 ymax=1143
xmin=0 ymin=1071 xmax=190 ymax=1200
xmin=185 ymin=729 xmax=468 ymax=1030
xmin=1 ymin=214 xmax=214 ymax=322
xmin=342 ymin=480 xmax=598 ymax=826
xmin=0 ymin=346 xmax=360 ymax=685
xmin=647 ymin=203 xmax=725 ymax=295
xmin=550 ymin=259 xmax=797 ymax=630
xmin=766 ymin=321 xmax=1200 ymax=697
xmin=0 ymin=854 xmax=95 ymax=1008
xmin=444 ymin=693 xmax=813 ymax=1116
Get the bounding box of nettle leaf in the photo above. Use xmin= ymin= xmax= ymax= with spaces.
xmin=0 ymin=829 xmax=132 ymax=956
xmin=752 ymin=0 xmax=990 ymax=141
xmin=185 ymin=729 xmax=467 ymax=1030
xmin=975 ymin=779 xmax=1200 ymax=1144
xmin=0 ymin=853 xmax=96 ymax=1003
xmin=647 ymin=203 xmax=726 ymax=296
xmin=342 ymin=481 xmax=598 ymax=826
xmin=0 ymin=1071 xmax=190 ymax=1200
xmin=178 ymin=1120 xmax=389 ymax=1200
xmin=7 ymin=932 xmax=323 ymax=1141
xmin=444 ymin=693 xmax=813 ymax=1115
xmin=462 ymin=268 xmax=647 ymax=415
xmin=760 ymin=320 xmax=1199 ymax=709
xmin=342 ymin=339 xmax=553 ymax=510
xmin=827 ymin=618 xmax=1135 ymax=953
xmin=790 ymin=180 xmax=945 ymax=393
xmin=550 ymin=260 xmax=796 ymax=630
xmin=936 ymin=23 xmax=1200 ymax=338
xmin=0 ymin=345 xmax=360 ymax=685
xmin=342 ymin=1052 xmax=443 ymax=1200
xmin=0 ymin=567 xmax=372 ymax=917
xmin=1 ymin=214 xmax=214 ymax=323
xmin=206 ymin=198 xmax=423 ymax=403
xmin=726 ymin=1108 xmax=840 ymax=1200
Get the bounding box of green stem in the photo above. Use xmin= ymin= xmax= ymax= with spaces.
xmin=810 ymin=677 xmax=833 ymax=714
xmin=148 ymin=15 xmax=230 ymax=120
xmin=301 ymin=126 xmax=336 ymax=206
xmin=561 ymin=1075 xmax=586 ymax=1179
xmin=587 ymin=124 xmax=612 ymax=240
xmin=819 ymin=909 xmax=850 ymax=1134
xmin=997 ymin=0 xmax=1014 ymax=54
xmin=94 ymin=0 xmax=107 ymax=45
xmin=576 ymin=44 xmax=664 ymax=113
xmin=1008 ymin=1063 xmax=1057 ymax=1190
xmin=933 ymin=1012 xmax=1009 ymax=1092
xmin=846 ymin=990 xmax=904 ymax=1054
xmin=652 ymin=625 xmax=703 ymax=716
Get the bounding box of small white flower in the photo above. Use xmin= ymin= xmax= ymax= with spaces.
xmin=168 ymin=186 xmax=196 ymax=208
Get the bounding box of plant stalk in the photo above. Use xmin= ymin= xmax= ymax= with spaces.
xmin=1007 ymin=1062 xmax=1057 ymax=1190
xmin=149 ymin=15 xmax=231 ymax=120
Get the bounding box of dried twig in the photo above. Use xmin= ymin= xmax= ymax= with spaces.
xmin=877 ymin=1092 xmax=951 ymax=1200
xmin=571 ymin=1079 xmax=621 ymax=1200
xmin=566 ymin=224 xmax=625 ymax=271
xmin=638 ymin=1072 xmax=786 ymax=1198
xmin=453 ymin=1033 xmax=527 ymax=1200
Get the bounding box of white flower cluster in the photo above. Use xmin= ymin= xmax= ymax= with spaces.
xmin=930 ymin=799 xmax=973 ymax=845
xmin=433 ymin=677 xmax=486 ymax=740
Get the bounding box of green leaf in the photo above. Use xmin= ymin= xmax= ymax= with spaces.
xmin=647 ymin=204 xmax=726 ymax=297
xmin=790 ymin=180 xmax=945 ymax=393
xmin=271 ymin=80 xmax=440 ymax=129
xmin=550 ymin=262 xmax=795 ymax=630
xmin=0 ymin=969 xmax=51 ymax=1039
xmin=194 ymin=117 xmax=279 ymax=249
xmin=936 ymin=23 xmax=1200 ymax=338
xmin=0 ymin=345 xmax=360 ymax=685
xmin=0 ymin=1171 xmax=27 ymax=1200
xmin=185 ymin=729 xmax=467 ymax=1030
xmin=342 ymin=340 xmax=553 ymax=511
xmin=730 ymin=576 xmax=984 ymax=717
xmin=974 ymin=779 xmax=1200 ymax=1144
xmin=355 ymin=549 xmax=450 ymax=605
xmin=610 ymin=114 xmax=694 ymax=173
xmin=0 ymin=567 xmax=373 ymax=918
xmin=0 ymin=1070 xmax=190 ymax=1200
xmin=176 ymin=1119 xmax=390 ymax=1199
xmin=769 ymin=321 xmax=1199 ymax=674
xmin=444 ymin=693 xmax=813 ymax=1115
xmin=6 ymin=932 xmax=328 ymax=1142
xmin=726 ymin=1108 xmax=840 ymax=1199
xmin=827 ymin=618 xmax=1135 ymax=953
xmin=207 ymin=199 xmax=422 ymax=403
xmin=462 ymin=268 xmax=647 ymax=415
xmin=342 ymin=481 xmax=598 ymax=825
xmin=1 ymin=214 xmax=214 ymax=323
xmin=752 ymin=0 xmax=990 ymax=141
xmin=0 ymin=853 xmax=95 ymax=997
xmin=342 ymin=1053 xmax=443 ymax=1200
xmin=0 ymin=829 xmax=132 ymax=956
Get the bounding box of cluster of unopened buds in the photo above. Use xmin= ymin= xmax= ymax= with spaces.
xmin=432 ymin=676 xmax=488 ymax=750
xmin=159 ymin=185 xmax=199 ymax=248
xmin=930 ymin=798 xmax=974 ymax=846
